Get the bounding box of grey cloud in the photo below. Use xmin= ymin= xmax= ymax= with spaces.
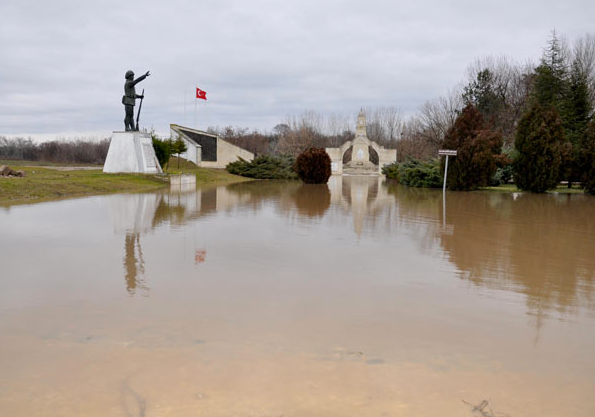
xmin=1 ymin=0 xmax=594 ymax=137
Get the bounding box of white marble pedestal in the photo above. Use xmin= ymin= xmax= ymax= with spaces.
xmin=103 ymin=131 xmax=162 ymax=173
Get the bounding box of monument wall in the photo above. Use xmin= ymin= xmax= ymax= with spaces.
xmin=325 ymin=110 xmax=396 ymax=175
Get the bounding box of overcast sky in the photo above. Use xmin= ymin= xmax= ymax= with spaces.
xmin=1 ymin=0 xmax=594 ymax=139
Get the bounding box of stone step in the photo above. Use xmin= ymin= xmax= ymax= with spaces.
xmin=342 ymin=166 xmax=380 ymax=176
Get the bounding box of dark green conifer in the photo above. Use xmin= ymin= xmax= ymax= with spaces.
xmin=579 ymin=120 xmax=595 ymax=195
xmin=513 ymin=105 xmax=565 ymax=192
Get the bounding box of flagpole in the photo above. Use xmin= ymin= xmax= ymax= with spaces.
xmin=184 ymin=90 xmax=187 ymax=126
xmin=194 ymin=85 xmax=197 ymax=129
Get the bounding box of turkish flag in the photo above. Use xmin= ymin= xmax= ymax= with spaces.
xmin=196 ymin=87 xmax=207 ymax=100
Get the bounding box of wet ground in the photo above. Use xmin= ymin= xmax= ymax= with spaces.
xmin=1 ymin=176 xmax=594 ymax=416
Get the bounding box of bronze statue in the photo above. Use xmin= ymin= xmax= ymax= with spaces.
xmin=122 ymin=70 xmax=150 ymax=131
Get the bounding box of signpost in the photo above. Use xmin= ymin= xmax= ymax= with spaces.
xmin=439 ymin=150 xmax=457 ymax=230
xmin=438 ymin=149 xmax=457 ymax=193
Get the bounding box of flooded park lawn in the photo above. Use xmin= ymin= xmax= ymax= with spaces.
xmin=0 ymin=176 xmax=594 ymax=416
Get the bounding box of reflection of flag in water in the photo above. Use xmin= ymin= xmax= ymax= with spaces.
xmin=195 ymin=250 xmax=207 ymax=264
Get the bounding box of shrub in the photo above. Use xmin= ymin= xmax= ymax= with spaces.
xmin=490 ymin=147 xmax=515 ymax=185
xmin=226 ymin=155 xmax=298 ymax=179
xmin=381 ymin=161 xmax=400 ymax=180
xmin=382 ymin=158 xmax=442 ymax=188
xmin=580 ymin=120 xmax=595 ymax=195
xmin=513 ymin=104 xmax=565 ymax=192
xmin=294 ymin=147 xmax=331 ymax=184
xmin=441 ymin=104 xmax=504 ymax=191
xmin=152 ymin=137 xmax=172 ymax=167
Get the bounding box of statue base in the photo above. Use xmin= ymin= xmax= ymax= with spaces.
xmin=103 ymin=131 xmax=162 ymax=174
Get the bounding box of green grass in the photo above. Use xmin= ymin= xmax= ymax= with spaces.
xmin=0 ymin=166 xmax=168 ymax=206
xmin=0 ymin=158 xmax=249 ymax=207
xmin=164 ymin=157 xmax=252 ymax=184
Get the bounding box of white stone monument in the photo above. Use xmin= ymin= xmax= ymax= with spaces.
xmin=103 ymin=131 xmax=162 ymax=173
xmin=325 ymin=109 xmax=397 ymax=175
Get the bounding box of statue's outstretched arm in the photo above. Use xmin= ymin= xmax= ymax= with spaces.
xmin=132 ymin=71 xmax=151 ymax=86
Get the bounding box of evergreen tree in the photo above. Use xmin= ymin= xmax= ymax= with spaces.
xmin=579 ymin=120 xmax=595 ymax=195
xmin=531 ymin=31 xmax=568 ymax=113
xmin=513 ymin=105 xmax=565 ymax=192
xmin=171 ymin=137 xmax=188 ymax=169
xmin=151 ymin=135 xmax=172 ymax=168
xmin=560 ymin=60 xmax=593 ymax=187
xmin=462 ymin=69 xmax=506 ymax=120
xmin=441 ymin=104 xmax=504 ymax=190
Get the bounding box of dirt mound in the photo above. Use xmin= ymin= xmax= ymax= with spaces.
xmin=0 ymin=165 xmax=26 ymax=177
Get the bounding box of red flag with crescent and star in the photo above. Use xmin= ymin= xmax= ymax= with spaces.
xmin=196 ymin=87 xmax=207 ymax=100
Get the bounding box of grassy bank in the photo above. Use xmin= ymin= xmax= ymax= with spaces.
xmin=164 ymin=157 xmax=253 ymax=184
xmin=0 ymin=158 xmax=249 ymax=207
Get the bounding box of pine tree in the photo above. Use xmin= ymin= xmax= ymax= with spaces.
xmin=560 ymin=60 xmax=593 ymax=187
xmin=462 ymin=69 xmax=506 ymax=120
xmin=531 ymin=30 xmax=568 ymax=113
xmin=513 ymin=105 xmax=565 ymax=192
xmin=579 ymin=120 xmax=595 ymax=195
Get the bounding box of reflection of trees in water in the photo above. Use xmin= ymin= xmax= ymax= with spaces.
xmin=225 ymin=180 xmax=301 ymax=212
xmin=383 ymin=183 xmax=595 ymax=326
xmin=291 ymin=184 xmax=330 ymax=217
xmin=226 ymin=180 xmax=330 ymax=219
xmin=152 ymin=195 xmax=187 ymax=228
xmin=438 ymin=192 xmax=514 ymax=287
xmin=383 ymin=181 xmax=444 ymax=253
xmin=436 ymin=191 xmax=595 ymax=325
xmin=506 ymin=194 xmax=595 ymax=328
xmin=129 ymin=181 xmax=595 ymax=324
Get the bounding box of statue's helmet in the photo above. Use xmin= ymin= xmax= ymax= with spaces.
xmin=125 ymin=70 xmax=134 ymax=79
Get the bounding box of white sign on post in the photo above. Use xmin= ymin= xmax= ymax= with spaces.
xmin=438 ymin=149 xmax=457 ymax=192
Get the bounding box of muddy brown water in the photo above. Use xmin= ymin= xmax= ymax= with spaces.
xmin=0 ymin=176 xmax=594 ymax=416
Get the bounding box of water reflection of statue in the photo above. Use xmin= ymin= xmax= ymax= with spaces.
xmin=124 ymin=233 xmax=148 ymax=295
xmin=108 ymin=194 xmax=162 ymax=295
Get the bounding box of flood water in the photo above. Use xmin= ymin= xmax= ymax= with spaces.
xmin=1 ymin=176 xmax=594 ymax=417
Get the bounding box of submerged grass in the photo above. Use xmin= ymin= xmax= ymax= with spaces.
xmin=480 ymin=183 xmax=585 ymax=194
xmin=0 ymin=158 xmax=249 ymax=207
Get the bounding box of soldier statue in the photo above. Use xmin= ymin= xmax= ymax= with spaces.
xmin=122 ymin=70 xmax=150 ymax=131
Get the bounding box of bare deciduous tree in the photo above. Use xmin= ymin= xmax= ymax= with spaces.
xmin=363 ymin=106 xmax=403 ymax=148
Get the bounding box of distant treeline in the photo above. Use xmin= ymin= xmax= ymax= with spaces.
xmin=204 ymin=31 xmax=595 ymax=166
xmin=0 ymin=136 xmax=110 ymax=164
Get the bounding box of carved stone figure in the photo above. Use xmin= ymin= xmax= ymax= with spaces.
xmin=122 ymin=70 xmax=150 ymax=131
